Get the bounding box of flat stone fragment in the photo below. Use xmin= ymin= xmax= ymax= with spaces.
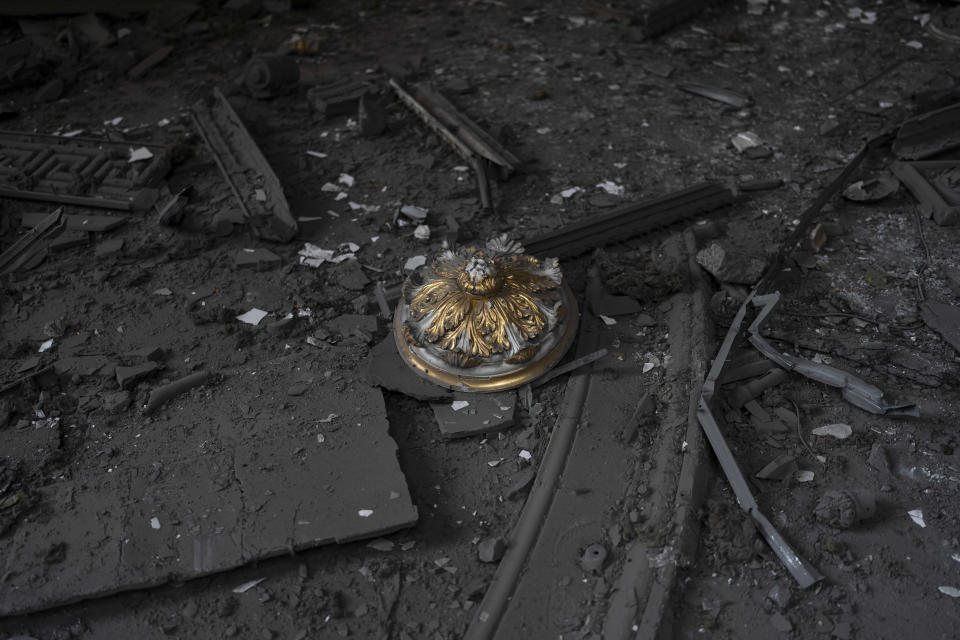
xmin=325 ymin=314 xmax=378 ymax=336
xmin=696 ymin=242 xmax=768 ymax=285
xmin=920 ymin=301 xmax=960 ymax=355
xmin=431 ymin=391 xmax=517 ymax=439
xmin=94 ymin=238 xmax=124 ymax=257
xmin=592 ymin=294 xmax=643 ymax=317
xmin=49 ymin=231 xmax=88 ymax=252
xmin=755 ymin=454 xmax=798 ymax=481
xmin=115 ymin=362 xmax=160 ymax=389
xmin=234 ymin=248 xmax=281 ymax=269
xmin=362 ymin=336 xmax=451 ymax=402
xmin=337 ymin=260 xmax=370 ymax=290
xmin=477 ymin=537 xmax=506 ymax=563
xmin=0 ymin=373 xmax=417 ymax=617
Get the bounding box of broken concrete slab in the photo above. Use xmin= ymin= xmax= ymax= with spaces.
xmin=430 ymin=392 xmax=516 ymax=439
xmin=325 ymin=314 xmax=378 ymax=337
xmin=234 ymin=247 xmax=281 ymax=269
xmin=920 ymin=301 xmax=960 ymax=355
xmin=115 ymin=362 xmax=160 ymax=389
xmin=362 ymin=336 xmax=450 ymax=402
xmin=0 ymin=371 xmax=416 ymax=617
xmin=94 ymin=237 xmax=124 ymax=257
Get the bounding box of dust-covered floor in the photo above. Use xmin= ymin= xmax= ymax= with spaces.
xmin=1 ymin=1 xmax=959 ymax=639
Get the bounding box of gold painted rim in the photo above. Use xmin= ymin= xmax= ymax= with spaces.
xmin=393 ymin=284 xmax=580 ymax=393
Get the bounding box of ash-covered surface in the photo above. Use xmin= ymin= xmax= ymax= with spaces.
xmin=1 ymin=1 xmax=959 ymax=639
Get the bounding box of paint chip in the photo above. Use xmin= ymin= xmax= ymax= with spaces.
xmin=236 ymin=308 xmax=269 ymax=326
xmin=451 ymin=400 xmax=470 ymax=411
xmin=908 ymin=509 xmax=926 ymax=528
xmin=128 ymin=146 xmax=154 ymax=163
xmin=232 ymin=578 xmax=265 ymax=594
xmin=811 ymin=423 xmax=853 ymax=439
xmin=150 ymin=517 xmax=160 ymax=529
xmin=796 ymin=470 xmax=815 ymax=482
xmin=358 ymin=509 xmax=374 ymax=518
xmin=599 ymin=315 xmax=617 ymax=326
xmin=596 ymin=180 xmax=624 ymax=196
xmin=404 ymin=255 xmax=427 ymax=271
xmin=38 ymin=339 xmax=54 ymax=353
xmin=939 ymin=586 xmax=960 ymax=598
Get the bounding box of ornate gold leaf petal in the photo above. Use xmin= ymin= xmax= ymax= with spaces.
xmin=506 ymin=345 xmax=538 ymax=364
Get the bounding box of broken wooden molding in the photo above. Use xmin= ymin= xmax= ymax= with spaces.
xmin=190 ymin=89 xmax=298 ymax=242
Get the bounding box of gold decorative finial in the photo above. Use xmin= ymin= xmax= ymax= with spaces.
xmin=394 ymin=235 xmax=578 ymax=392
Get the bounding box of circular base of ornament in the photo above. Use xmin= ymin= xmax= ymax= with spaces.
xmin=393 ymin=283 xmax=579 ymax=392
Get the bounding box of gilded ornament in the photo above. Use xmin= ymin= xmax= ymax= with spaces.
xmin=393 ymin=235 xmax=578 ymax=392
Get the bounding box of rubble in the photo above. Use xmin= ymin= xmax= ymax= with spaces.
xmin=1 ymin=4 xmax=959 ymax=639
xmin=814 ymin=490 xmax=876 ymax=529
xmin=477 ymin=537 xmax=506 ymax=564
xmin=696 ymin=242 xmax=768 ymax=285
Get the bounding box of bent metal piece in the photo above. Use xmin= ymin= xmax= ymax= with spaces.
xmin=747 ymin=293 xmax=918 ymax=416
xmin=698 ymin=294 xmax=824 ymax=589
xmin=698 ymin=131 xmax=901 ymax=589
xmin=393 ymin=235 xmax=578 ymax=392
